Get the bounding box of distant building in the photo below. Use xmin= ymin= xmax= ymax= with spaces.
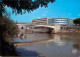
xmin=16 ymin=23 xmax=32 ymax=30
xmin=32 ymin=18 xmax=51 ymax=25
xmin=32 ymin=18 xmax=73 ymax=26
xmin=47 ymin=18 xmax=73 ymax=26
xmin=16 ymin=23 xmax=27 ymax=30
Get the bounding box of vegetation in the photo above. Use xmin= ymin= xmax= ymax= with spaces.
xmin=0 ymin=16 xmax=19 ymax=41
xmin=0 ymin=0 xmax=55 ymax=56
xmin=0 ymin=16 xmax=19 ymax=56
xmin=0 ymin=0 xmax=55 ymax=16
xmin=73 ymin=18 xmax=80 ymax=25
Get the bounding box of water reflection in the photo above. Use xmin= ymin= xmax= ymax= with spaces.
xmin=13 ymin=33 xmax=80 ymax=57
xmin=12 ymin=33 xmax=55 ymax=43
xmin=73 ymin=44 xmax=80 ymax=50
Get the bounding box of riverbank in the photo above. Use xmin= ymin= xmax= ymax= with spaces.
xmin=0 ymin=16 xmax=19 ymax=56
xmin=58 ymin=29 xmax=80 ymax=35
xmin=1 ymin=40 xmax=19 ymax=56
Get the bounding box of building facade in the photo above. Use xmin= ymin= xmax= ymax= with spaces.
xmin=16 ymin=23 xmax=33 ymax=29
xmin=32 ymin=18 xmax=73 ymax=26
xmin=16 ymin=23 xmax=27 ymax=30
xmin=32 ymin=18 xmax=51 ymax=25
xmin=48 ymin=18 xmax=73 ymax=26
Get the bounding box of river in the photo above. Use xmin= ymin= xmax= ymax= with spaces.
xmin=12 ymin=33 xmax=80 ymax=57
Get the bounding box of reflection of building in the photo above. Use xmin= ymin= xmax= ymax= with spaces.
xmin=53 ymin=34 xmax=65 ymax=46
xmin=47 ymin=34 xmax=66 ymax=46
xmin=31 ymin=33 xmax=49 ymax=41
xmin=32 ymin=18 xmax=51 ymax=25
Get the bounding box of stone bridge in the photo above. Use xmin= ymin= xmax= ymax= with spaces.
xmin=32 ymin=24 xmax=61 ymax=33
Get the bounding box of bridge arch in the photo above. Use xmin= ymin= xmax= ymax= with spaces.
xmin=32 ymin=25 xmax=55 ymax=33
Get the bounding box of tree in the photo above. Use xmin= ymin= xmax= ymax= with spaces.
xmin=0 ymin=0 xmax=55 ymax=16
xmin=73 ymin=18 xmax=80 ymax=25
xmin=0 ymin=0 xmax=55 ymax=55
xmin=0 ymin=17 xmax=19 ymax=41
xmin=0 ymin=16 xmax=19 ymax=55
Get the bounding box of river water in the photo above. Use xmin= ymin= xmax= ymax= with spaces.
xmin=12 ymin=33 xmax=80 ymax=57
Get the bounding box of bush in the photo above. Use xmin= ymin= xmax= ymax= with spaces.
xmin=73 ymin=18 xmax=80 ymax=25
xmin=0 ymin=16 xmax=19 ymax=56
xmin=0 ymin=16 xmax=19 ymax=41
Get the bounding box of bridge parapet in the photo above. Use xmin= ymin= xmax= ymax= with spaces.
xmin=33 ymin=25 xmax=55 ymax=28
xmin=32 ymin=24 xmax=61 ymax=33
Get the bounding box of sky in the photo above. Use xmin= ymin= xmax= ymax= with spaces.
xmin=6 ymin=0 xmax=80 ymax=23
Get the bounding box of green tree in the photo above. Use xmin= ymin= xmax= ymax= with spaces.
xmin=73 ymin=18 xmax=80 ymax=25
xmin=0 ymin=0 xmax=55 ymax=16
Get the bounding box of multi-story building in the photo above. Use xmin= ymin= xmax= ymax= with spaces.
xmin=32 ymin=18 xmax=51 ymax=25
xmin=47 ymin=18 xmax=73 ymax=26
xmin=32 ymin=18 xmax=73 ymax=26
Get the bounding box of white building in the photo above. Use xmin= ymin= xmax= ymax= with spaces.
xmin=47 ymin=18 xmax=73 ymax=26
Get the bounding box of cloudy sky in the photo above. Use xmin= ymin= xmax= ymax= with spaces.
xmin=6 ymin=0 xmax=80 ymax=23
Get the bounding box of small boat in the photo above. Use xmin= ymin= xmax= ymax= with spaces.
xmin=18 ymin=33 xmax=24 ymax=38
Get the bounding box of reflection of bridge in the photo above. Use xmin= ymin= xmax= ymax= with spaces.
xmin=13 ymin=34 xmax=65 ymax=46
xmin=32 ymin=24 xmax=60 ymax=33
